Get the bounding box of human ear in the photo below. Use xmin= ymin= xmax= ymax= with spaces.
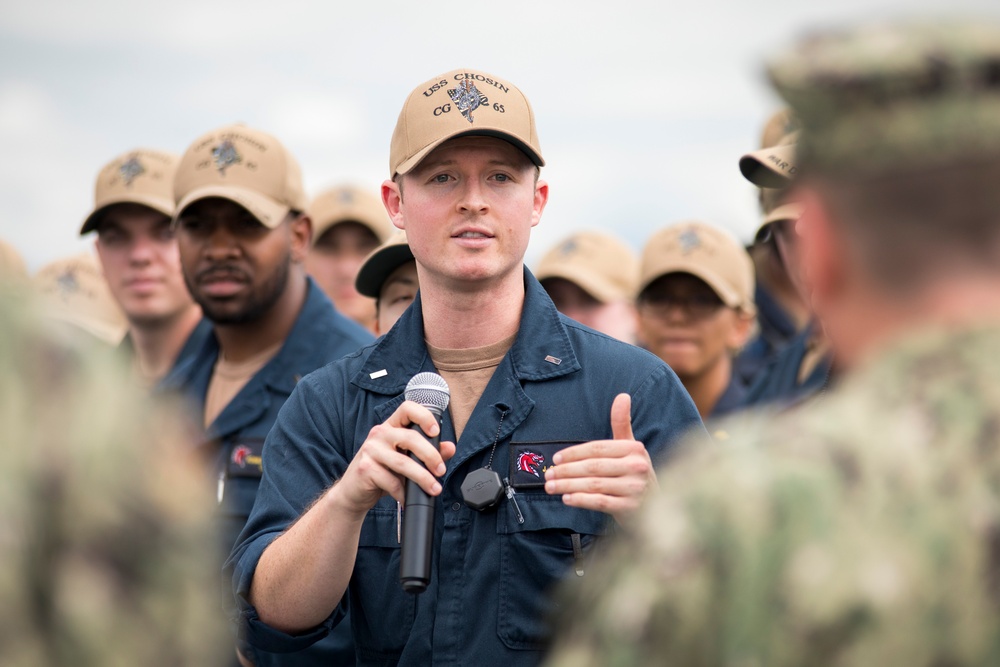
xmin=289 ymin=214 xmax=312 ymax=263
xmin=531 ymin=179 xmax=549 ymax=228
xmin=382 ymin=180 xmax=405 ymax=231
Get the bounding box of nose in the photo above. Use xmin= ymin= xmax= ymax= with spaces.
xmin=457 ymin=178 xmax=489 ymax=215
xmin=127 ymin=236 xmax=155 ymax=266
xmin=204 ymin=224 xmax=239 ymax=260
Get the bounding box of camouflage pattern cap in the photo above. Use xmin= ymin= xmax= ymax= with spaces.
xmin=768 ymin=20 xmax=1000 ymax=174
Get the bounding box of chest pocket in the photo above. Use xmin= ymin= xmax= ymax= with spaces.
xmin=352 ymin=500 xmax=416 ymax=660
xmin=496 ymin=492 xmax=612 ymax=651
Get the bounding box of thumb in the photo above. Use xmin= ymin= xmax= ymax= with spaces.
xmin=610 ymin=393 xmax=634 ymax=441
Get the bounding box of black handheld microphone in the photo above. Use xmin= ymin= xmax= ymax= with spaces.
xmin=400 ymin=372 xmax=451 ymax=594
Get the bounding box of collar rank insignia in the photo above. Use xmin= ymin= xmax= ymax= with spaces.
xmin=119 ymin=156 xmax=145 ymax=187
xmin=447 ymin=79 xmax=488 ymax=124
xmin=212 ymin=139 xmax=242 ymax=175
xmin=679 ymin=228 xmax=701 ymax=254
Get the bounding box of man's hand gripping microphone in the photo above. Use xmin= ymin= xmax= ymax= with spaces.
xmin=400 ymin=372 xmax=450 ymax=594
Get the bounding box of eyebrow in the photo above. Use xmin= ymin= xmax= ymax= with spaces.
xmin=97 ymin=220 xmax=124 ymax=233
xmin=384 ymin=276 xmax=417 ymax=288
xmin=416 ymin=157 xmax=523 ymax=172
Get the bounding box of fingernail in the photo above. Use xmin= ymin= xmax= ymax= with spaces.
xmin=436 ymin=463 xmax=446 ymax=476
xmin=431 ymin=482 xmax=442 ymax=494
xmin=553 ymin=453 xmax=563 ymax=464
xmin=545 ymin=481 xmax=555 ymax=493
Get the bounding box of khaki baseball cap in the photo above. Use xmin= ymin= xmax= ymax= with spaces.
xmin=755 ymin=202 xmax=805 ymax=244
xmin=173 ymin=124 xmax=307 ymax=228
xmin=80 ymin=149 xmax=179 ymax=235
xmin=759 ymin=108 xmax=799 ymax=152
xmin=307 ymin=185 xmax=393 ymax=243
xmin=740 ymin=131 xmax=799 ymax=188
xmin=355 ymin=231 xmax=415 ymax=298
xmin=33 ymin=252 xmax=128 ymax=344
xmin=389 ymin=68 xmax=545 ymax=177
xmin=639 ymin=222 xmax=756 ymax=314
xmin=536 ymin=231 xmax=639 ymax=304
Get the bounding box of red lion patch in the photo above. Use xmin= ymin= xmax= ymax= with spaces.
xmin=517 ymin=451 xmax=545 ymax=477
xmin=232 ymin=445 xmax=252 ymax=468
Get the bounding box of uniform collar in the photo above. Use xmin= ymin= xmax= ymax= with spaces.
xmin=352 ymin=266 xmax=580 ymax=396
xmin=258 ymin=278 xmax=345 ymax=393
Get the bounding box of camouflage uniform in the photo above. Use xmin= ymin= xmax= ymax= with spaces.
xmin=545 ymin=20 xmax=1000 ymax=667
xmin=0 ymin=296 xmax=227 ymax=667
xmin=547 ymin=327 xmax=1000 ymax=666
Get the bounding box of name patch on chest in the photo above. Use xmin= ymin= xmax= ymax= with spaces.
xmin=509 ymin=441 xmax=583 ymax=489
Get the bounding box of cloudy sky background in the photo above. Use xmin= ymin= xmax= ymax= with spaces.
xmin=3 ymin=0 xmax=998 ymax=272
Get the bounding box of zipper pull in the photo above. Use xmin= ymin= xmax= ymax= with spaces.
xmin=504 ymin=477 xmax=525 ymax=525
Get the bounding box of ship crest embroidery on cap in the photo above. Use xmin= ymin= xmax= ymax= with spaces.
xmin=212 ymin=139 xmax=242 ymax=175
xmin=119 ymin=156 xmax=145 ymax=187
xmin=448 ymin=79 xmax=488 ymax=124
xmin=56 ymin=268 xmax=79 ymax=295
xmin=679 ymin=228 xmax=701 ymax=254
xmin=558 ymin=239 xmax=578 ymax=256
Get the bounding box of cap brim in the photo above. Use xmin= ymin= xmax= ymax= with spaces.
xmin=355 ymin=244 xmax=416 ymax=298
xmin=395 ymin=129 xmax=545 ymax=176
xmin=755 ymin=202 xmax=805 ymax=243
xmin=739 ymin=143 xmax=797 ymax=188
xmin=537 ymin=265 xmax=625 ymax=304
xmin=79 ymin=194 xmax=175 ymax=236
xmin=174 ymin=185 xmax=290 ymax=229
xmin=639 ymin=260 xmax=748 ymax=312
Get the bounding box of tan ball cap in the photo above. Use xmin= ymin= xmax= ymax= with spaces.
xmin=758 ymin=108 xmax=799 ymax=152
xmin=33 ymin=252 xmax=127 ymax=344
xmin=355 ymin=230 xmax=415 ymax=299
xmin=307 ymin=185 xmax=393 ymax=243
xmin=80 ymin=149 xmax=179 ymax=235
xmin=390 ymin=68 xmax=544 ymax=177
xmin=536 ymin=231 xmax=639 ymax=304
xmin=640 ymin=221 xmax=756 ymax=314
xmin=740 ymin=131 xmax=799 ymax=188
xmin=173 ymin=124 xmax=307 ymax=228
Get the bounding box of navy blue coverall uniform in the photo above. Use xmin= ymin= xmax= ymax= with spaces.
xmin=162 ymin=277 xmax=373 ymax=666
xmin=741 ymin=321 xmax=831 ymax=409
xmin=228 ymin=268 xmax=705 ymax=667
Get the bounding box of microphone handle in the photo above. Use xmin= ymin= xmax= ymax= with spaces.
xmin=399 ymin=421 xmax=441 ymax=594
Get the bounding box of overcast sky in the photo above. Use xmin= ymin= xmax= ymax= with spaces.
xmin=3 ymin=0 xmax=998 ymax=272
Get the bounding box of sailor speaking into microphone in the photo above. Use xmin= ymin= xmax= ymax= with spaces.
xmin=226 ymin=67 xmax=703 ymax=666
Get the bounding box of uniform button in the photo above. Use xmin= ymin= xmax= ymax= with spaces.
xmin=451 ymin=502 xmax=462 ymax=511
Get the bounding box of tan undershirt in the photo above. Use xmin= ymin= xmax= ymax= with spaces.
xmin=426 ymin=333 xmax=516 ymax=441
xmin=203 ymin=341 xmax=283 ymax=428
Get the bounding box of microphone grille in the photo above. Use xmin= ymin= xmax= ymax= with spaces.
xmin=405 ymin=372 xmax=451 ymax=413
